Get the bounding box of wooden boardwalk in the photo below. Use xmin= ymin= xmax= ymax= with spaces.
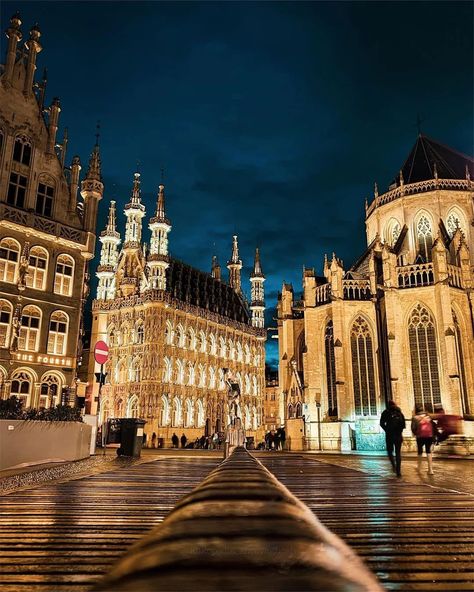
xmin=259 ymin=454 xmax=474 ymax=591
xmin=0 ymin=452 xmax=473 ymax=591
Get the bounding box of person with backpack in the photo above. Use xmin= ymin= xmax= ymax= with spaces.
xmin=380 ymin=400 xmax=406 ymax=477
xmin=411 ymin=404 xmax=435 ymax=475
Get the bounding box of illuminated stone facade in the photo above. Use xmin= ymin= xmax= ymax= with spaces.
xmin=88 ymin=174 xmax=266 ymax=443
xmin=0 ymin=14 xmax=100 ymax=407
xmin=278 ymin=135 xmax=474 ymax=451
xmin=263 ymin=367 xmax=281 ymax=432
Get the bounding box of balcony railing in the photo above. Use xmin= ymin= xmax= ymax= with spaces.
xmin=315 ymin=283 xmax=331 ymax=306
xmin=447 ymin=264 xmax=463 ymax=288
xmin=343 ymin=278 xmax=371 ymax=300
xmin=398 ymin=262 xmax=434 ymax=288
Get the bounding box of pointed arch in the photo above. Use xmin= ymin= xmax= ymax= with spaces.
xmin=384 ymin=218 xmax=401 ymax=247
xmin=161 ymin=395 xmax=170 ymax=426
xmin=209 ymin=333 xmax=217 ymax=356
xmin=408 ymin=303 xmax=441 ymax=411
xmin=446 ymin=207 xmax=466 ymax=238
xmin=172 ymin=397 xmax=183 ymax=427
xmin=165 ymin=320 xmax=174 ymax=345
xmin=163 ymin=356 xmax=172 ymax=383
xmin=414 ymin=211 xmax=433 ymax=262
xmin=127 ymin=395 xmax=139 ymax=418
xmin=324 ymin=319 xmax=338 ymax=417
xmin=0 ymin=237 xmax=20 ymax=284
xmin=197 ymin=399 xmax=205 ymax=427
xmin=350 ymin=315 xmax=377 ymax=416
xmin=0 ymin=299 xmax=13 ymax=348
xmin=185 ymin=398 xmax=194 ymax=427
xmin=27 ymin=246 xmax=48 ymax=290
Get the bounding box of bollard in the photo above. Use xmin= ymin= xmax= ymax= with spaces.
xmin=95 ymin=447 xmax=382 ymax=591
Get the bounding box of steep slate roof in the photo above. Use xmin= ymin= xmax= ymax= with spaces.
xmin=166 ymin=258 xmax=250 ymax=324
xmin=392 ymin=134 xmax=474 ymax=186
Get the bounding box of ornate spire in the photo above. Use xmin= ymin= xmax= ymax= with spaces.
xmin=227 ymin=235 xmax=242 ymax=293
xmin=105 ymin=201 xmax=119 ymax=236
xmin=211 ymin=255 xmax=221 ymax=281
xmin=250 ymin=247 xmax=265 ymax=329
xmin=150 ymin=184 xmax=170 ymax=225
xmin=129 ymin=171 xmax=142 ymax=207
xmin=251 ymin=247 xmax=264 ymax=278
xmin=86 ymin=143 xmax=101 ymax=182
xmin=230 ymin=235 xmax=240 ymax=264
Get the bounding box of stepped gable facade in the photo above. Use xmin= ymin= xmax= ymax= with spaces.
xmin=278 ymin=134 xmax=474 ymax=451
xmin=88 ymin=173 xmax=266 ymax=443
xmin=0 ymin=13 xmax=101 ymax=407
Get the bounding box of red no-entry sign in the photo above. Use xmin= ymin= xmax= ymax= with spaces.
xmin=94 ymin=340 xmax=109 ymax=365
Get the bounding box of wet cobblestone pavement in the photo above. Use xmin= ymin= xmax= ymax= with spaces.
xmin=0 ymin=451 xmax=473 ymax=591
xmin=258 ymin=453 xmax=474 ymax=591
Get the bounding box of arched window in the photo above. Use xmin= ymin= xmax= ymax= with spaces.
xmin=135 ymin=322 xmax=145 ymax=345
xmin=0 ymin=300 xmax=13 ymax=348
xmin=197 ymin=399 xmax=205 ymax=427
xmin=47 ymin=311 xmax=69 ymax=355
xmin=219 ymin=337 xmax=226 ymax=358
xmin=218 ymin=368 xmax=225 ymax=391
xmin=408 ymin=304 xmax=441 ymax=412
xmin=244 ymin=374 xmax=251 ymax=395
xmin=199 ymin=330 xmax=207 ymax=353
xmin=27 ymin=246 xmax=48 ymax=290
xmin=11 ymin=371 xmax=33 ymax=407
xmin=176 ymin=325 xmax=185 ymax=348
xmin=325 ymin=320 xmax=338 ymax=417
xmin=209 ymin=334 xmax=217 ymax=356
xmin=116 ymin=359 xmax=128 ymax=384
xmin=20 ymin=305 xmax=41 ymax=351
xmin=228 ymin=339 xmax=235 ymax=361
xmin=115 ymin=398 xmax=125 ymax=418
xmin=236 ymin=342 xmax=243 ymax=362
xmin=165 ymin=320 xmax=174 ymax=345
xmin=252 ymin=375 xmax=258 ymax=397
xmin=54 ymin=255 xmax=74 ymax=296
xmin=252 ymin=406 xmax=258 ymax=431
xmin=173 ymin=398 xmax=183 ymax=427
xmin=446 ymin=211 xmax=465 ymax=238
xmin=0 ymin=238 xmax=20 ymax=283
xmin=350 ymin=316 xmax=377 ymax=416
xmin=185 ymin=399 xmax=194 ymax=428
xmin=35 ymin=179 xmax=55 ymax=217
xmin=161 ymin=395 xmax=170 ymax=426
xmin=244 ymin=406 xmax=251 ymax=430
xmin=385 ymin=218 xmax=401 ymax=246
xmin=186 ymin=327 xmax=195 ymax=350
xmin=175 ymin=360 xmax=184 ymax=384
xmin=295 ymin=402 xmax=303 ymax=418
xmin=209 ymin=366 xmax=216 ymax=389
xmin=452 ymin=310 xmax=470 ymax=416
xmin=187 ymin=362 xmax=195 ymax=386
xmin=416 ymin=215 xmax=433 ymax=262
xmin=163 ymin=357 xmax=172 ymax=383
xmin=198 ymin=364 xmax=206 ymax=388
xmin=13 ymin=135 xmax=32 ymax=166
xmin=131 ymin=358 xmax=141 ymax=382
xmin=107 ymin=325 xmax=116 ymax=347
xmin=127 ymin=395 xmax=139 ymax=418
xmin=39 ymin=374 xmax=61 ymax=408
xmin=244 ymin=344 xmax=251 ymax=364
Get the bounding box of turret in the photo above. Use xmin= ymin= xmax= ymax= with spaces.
xmin=227 ymin=235 xmax=242 ymax=293
xmin=211 ymin=255 xmax=221 ymax=281
xmin=23 ymin=23 xmax=42 ymax=97
xmin=147 ymin=184 xmax=171 ymax=290
xmin=3 ymin=12 xmax=22 ymax=86
xmin=124 ymin=171 xmax=146 ymax=246
xmin=80 ymin=141 xmax=104 ymax=233
xmin=250 ymin=247 xmax=265 ymax=328
xmin=46 ymin=97 xmax=61 ymax=155
xmin=97 ymin=201 xmax=121 ymax=300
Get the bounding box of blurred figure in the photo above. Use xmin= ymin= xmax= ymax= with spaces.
xmin=171 ymin=433 xmax=179 ymax=448
xmin=180 ymin=433 xmax=187 ymax=448
xmin=380 ymin=400 xmax=406 ymax=477
xmin=411 ymin=405 xmax=435 ymax=475
xmin=151 ymin=432 xmax=157 ymax=449
xmin=433 ymin=404 xmax=461 ymax=444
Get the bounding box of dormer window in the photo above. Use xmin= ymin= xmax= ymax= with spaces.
xmin=36 ymin=182 xmax=55 ymax=217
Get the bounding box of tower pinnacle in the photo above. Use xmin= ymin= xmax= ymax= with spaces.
xmin=227 ymin=235 xmax=242 ymax=293
xmin=250 ymin=247 xmax=265 ymax=328
xmin=211 ymin=255 xmax=221 ymax=281
xmin=97 ymin=201 xmax=121 ymax=300
xmin=147 ymin=184 xmax=172 ymax=290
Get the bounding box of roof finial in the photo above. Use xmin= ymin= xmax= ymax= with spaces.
xmin=231 ymin=234 xmax=240 ymax=264
xmin=156 ymin=183 xmax=166 ymax=219
xmin=399 ymin=169 xmax=404 ymax=186
xmin=433 ymin=161 xmax=438 ymax=180
xmin=107 ymin=201 xmax=117 ymax=233
xmin=130 ymin=170 xmax=141 ymax=206
xmin=465 ymin=164 xmax=471 ymax=181
xmin=374 ymin=182 xmax=379 ymax=198
xmin=251 ymin=247 xmax=264 ymax=278
xmin=86 ymin=131 xmax=101 ymax=182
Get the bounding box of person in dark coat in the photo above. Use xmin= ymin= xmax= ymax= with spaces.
xmin=380 ymin=400 xmax=406 ymax=477
xmin=180 ymin=433 xmax=187 ymax=448
xmin=171 ymin=433 xmax=179 ymax=448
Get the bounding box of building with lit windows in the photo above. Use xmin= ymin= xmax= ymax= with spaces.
xmin=87 ymin=175 xmax=266 ymax=444
xmin=278 ymin=135 xmax=474 ymax=451
xmin=0 ymin=14 xmax=101 ymax=407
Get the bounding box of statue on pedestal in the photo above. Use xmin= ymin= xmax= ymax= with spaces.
xmin=224 ymin=369 xmax=246 ymax=457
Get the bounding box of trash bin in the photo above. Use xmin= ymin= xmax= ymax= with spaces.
xmin=117 ymin=418 xmax=146 ymax=457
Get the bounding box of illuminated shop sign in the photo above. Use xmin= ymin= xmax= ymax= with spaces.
xmin=14 ymin=353 xmax=73 ymax=367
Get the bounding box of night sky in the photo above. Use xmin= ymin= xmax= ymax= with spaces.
xmin=2 ymin=1 xmax=473 ymax=367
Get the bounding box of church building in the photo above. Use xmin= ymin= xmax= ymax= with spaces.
xmin=0 ymin=13 xmax=101 ymax=407
xmin=87 ymin=174 xmax=267 ymax=444
xmin=278 ymin=135 xmax=474 ymax=451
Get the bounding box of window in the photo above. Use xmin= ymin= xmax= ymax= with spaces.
xmin=209 ymin=334 xmax=217 ymax=355
xmin=218 ymin=368 xmax=225 ymax=390
xmin=385 ymin=219 xmax=401 ymax=246
xmin=176 ymin=325 xmax=185 ymax=348
xmin=244 ymin=406 xmax=251 ymax=430
xmin=173 ymin=398 xmax=182 ymax=427
xmin=0 ymin=238 xmax=20 ymax=283
xmin=10 ymin=371 xmax=33 ymax=406
xmin=54 ymin=255 xmax=74 ymax=296
xmin=452 ymin=310 xmax=470 ymax=416
xmin=163 ymin=357 xmax=172 ymax=383
xmin=325 ymin=320 xmax=338 ymax=417
xmin=237 ymin=342 xmax=243 ymax=362
xmin=416 ymin=215 xmax=433 ymax=262
xmin=0 ymin=300 xmax=13 ymax=347
xmin=244 ymin=344 xmax=251 ymax=364
xmin=446 ymin=212 xmax=464 ymax=238
xmin=26 ymin=247 xmax=48 ymax=290
xmin=161 ymin=395 xmax=170 ymax=426
xmin=408 ymin=304 xmax=441 ymax=412
xmin=197 ymin=400 xmax=205 ymax=427
xmin=35 ymin=182 xmax=55 ymax=217
xmin=219 ymin=337 xmax=226 ymax=358
xmin=47 ymin=311 xmax=68 ymax=355
xmin=131 ymin=358 xmax=141 ymax=382
xmin=19 ymin=306 xmax=41 ymax=351
xmin=13 ymin=136 xmax=32 ymax=166
xmin=165 ymin=321 xmax=174 ymax=345
xmin=135 ymin=323 xmax=144 ymax=344
xmin=127 ymin=396 xmax=139 ymax=418
xmin=7 ymin=172 xmax=28 ymax=208
xmin=187 ymin=362 xmax=195 ymax=386
xmin=198 ymin=364 xmax=206 ymax=388
xmin=39 ymin=374 xmax=61 ymax=408
xmin=209 ymin=366 xmax=216 ymax=389
xmin=350 ymin=316 xmax=377 ymax=416
xmin=245 ymin=374 xmax=251 ymax=395
xmin=185 ymin=399 xmax=194 ymax=428
xmin=175 ymin=360 xmax=184 ymax=384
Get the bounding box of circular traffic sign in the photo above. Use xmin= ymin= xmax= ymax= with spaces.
xmin=94 ymin=340 xmax=109 ymax=365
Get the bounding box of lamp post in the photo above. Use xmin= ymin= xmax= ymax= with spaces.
xmin=316 ymin=401 xmax=322 ymax=451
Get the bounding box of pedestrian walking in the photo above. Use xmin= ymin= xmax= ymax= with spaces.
xmin=411 ymin=405 xmax=435 ymax=475
xmin=151 ymin=432 xmax=157 ymax=449
xmin=380 ymin=400 xmax=405 ymax=477
xmin=180 ymin=433 xmax=187 ymax=448
xmin=279 ymin=427 xmax=286 ymax=451
xmin=432 ymin=404 xmax=461 ymax=444
xmin=171 ymin=432 xmax=179 ymax=448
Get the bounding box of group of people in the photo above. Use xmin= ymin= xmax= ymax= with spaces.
xmin=380 ymin=400 xmax=460 ymax=477
xmin=256 ymin=427 xmax=286 ymax=451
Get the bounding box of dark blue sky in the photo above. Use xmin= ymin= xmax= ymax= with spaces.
xmin=3 ymin=1 xmax=473 ymax=366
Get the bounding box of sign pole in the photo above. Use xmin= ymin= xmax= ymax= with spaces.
xmin=94 ymin=340 xmax=109 ymax=457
